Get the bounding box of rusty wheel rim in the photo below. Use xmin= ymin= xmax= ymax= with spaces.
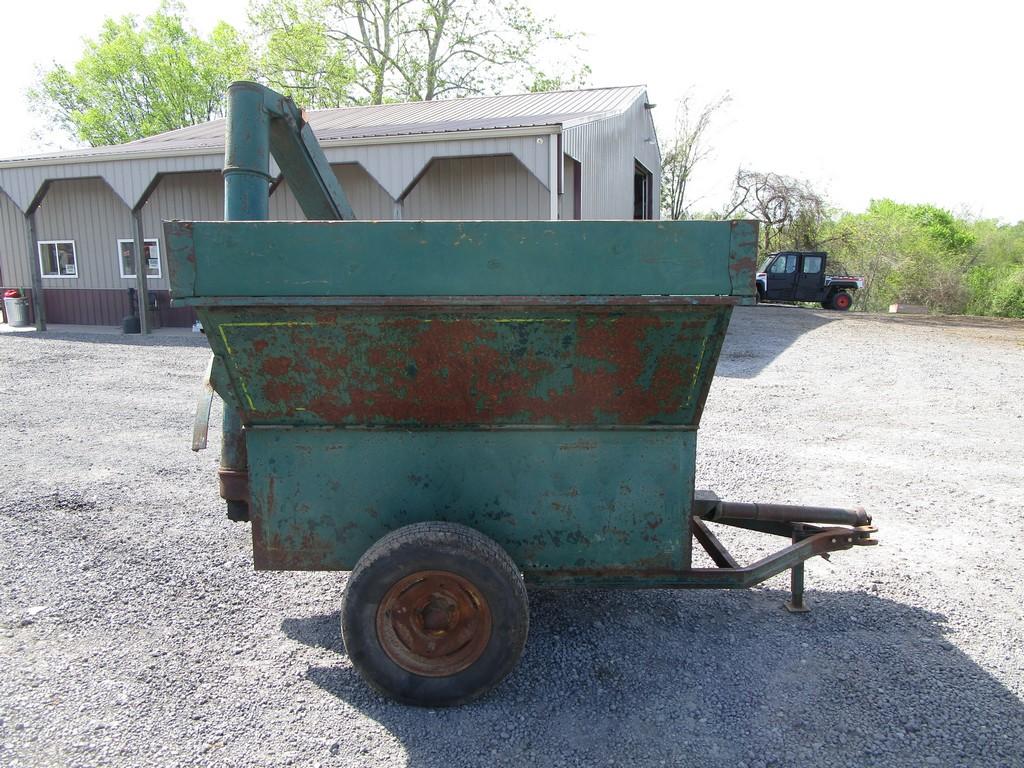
xmin=376 ymin=570 xmax=492 ymax=677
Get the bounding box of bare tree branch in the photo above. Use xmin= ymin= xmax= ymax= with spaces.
xmin=724 ymin=169 xmax=830 ymax=252
xmin=660 ymin=92 xmax=730 ymax=220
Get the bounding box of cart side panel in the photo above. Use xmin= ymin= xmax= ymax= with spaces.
xmin=246 ymin=428 xmax=694 ymax=574
xmin=167 ymin=220 xmax=752 ymax=299
xmin=199 ymin=303 xmax=731 ymax=429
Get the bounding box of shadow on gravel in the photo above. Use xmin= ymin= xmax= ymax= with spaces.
xmin=281 ymin=613 xmax=344 ymax=652
xmin=0 ymin=330 xmax=208 ymax=349
xmin=285 ymin=589 xmax=1024 ymax=768
xmin=870 ymin=313 xmax=1024 ymax=332
xmin=717 ymin=306 xmax=837 ymax=379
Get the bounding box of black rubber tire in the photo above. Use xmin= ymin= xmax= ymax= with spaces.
xmin=341 ymin=522 xmax=528 ymax=707
xmin=832 ymin=292 xmax=852 ymax=311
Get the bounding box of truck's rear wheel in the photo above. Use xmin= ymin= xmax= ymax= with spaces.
xmin=341 ymin=522 xmax=528 ymax=707
xmin=831 ymin=292 xmax=852 ymax=311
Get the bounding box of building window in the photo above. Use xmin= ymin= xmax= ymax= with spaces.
xmin=38 ymin=241 xmax=78 ymax=278
xmin=118 ymin=239 xmax=161 ymax=279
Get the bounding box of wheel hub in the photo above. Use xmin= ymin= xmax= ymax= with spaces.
xmin=376 ymin=570 xmax=492 ymax=677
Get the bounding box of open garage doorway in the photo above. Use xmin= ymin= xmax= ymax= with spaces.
xmin=633 ymin=161 xmax=653 ymax=220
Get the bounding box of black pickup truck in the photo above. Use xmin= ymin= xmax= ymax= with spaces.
xmin=755 ymin=251 xmax=864 ymax=310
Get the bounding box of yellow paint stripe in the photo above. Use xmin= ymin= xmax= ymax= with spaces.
xmin=220 ymin=321 xmax=318 ymax=327
xmin=218 ymin=325 xmax=233 ymax=355
xmin=685 ymin=332 xmax=710 ymax=409
xmin=238 ymin=378 xmax=256 ymax=410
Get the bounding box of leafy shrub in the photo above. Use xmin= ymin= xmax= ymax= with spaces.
xmin=989 ymin=266 xmax=1024 ymax=318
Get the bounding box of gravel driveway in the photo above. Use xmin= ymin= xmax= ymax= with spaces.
xmin=1 ymin=307 xmax=1022 ymax=767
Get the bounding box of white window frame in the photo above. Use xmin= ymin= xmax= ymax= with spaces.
xmin=117 ymin=238 xmax=162 ymax=279
xmin=38 ymin=240 xmax=78 ymax=279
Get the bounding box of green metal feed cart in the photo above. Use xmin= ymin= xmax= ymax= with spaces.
xmin=168 ymin=83 xmax=877 ymax=707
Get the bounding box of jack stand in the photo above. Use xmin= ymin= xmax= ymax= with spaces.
xmin=785 ymin=561 xmax=810 ymax=613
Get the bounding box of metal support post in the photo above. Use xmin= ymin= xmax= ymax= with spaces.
xmin=784 ymin=562 xmax=810 ymax=612
xmin=548 ymin=132 xmax=559 ymax=220
xmin=25 ymin=210 xmax=45 ymax=331
xmin=785 ymin=531 xmax=811 ymax=613
xmin=132 ymin=208 xmax=150 ymax=334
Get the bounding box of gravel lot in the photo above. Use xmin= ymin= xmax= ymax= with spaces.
xmin=1 ymin=306 xmax=1022 ymax=767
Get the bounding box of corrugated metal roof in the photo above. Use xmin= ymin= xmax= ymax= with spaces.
xmin=1 ymin=85 xmax=647 ymax=166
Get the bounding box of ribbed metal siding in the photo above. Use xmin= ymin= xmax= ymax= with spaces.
xmin=0 ymin=134 xmax=554 ymax=222
xmin=322 ymin=135 xmax=551 ymax=202
xmin=24 ymin=172 xmax=225 ymax=293
xmin=562 ymin=94 xmax=661 ymax=220
xmin=402 ymin=155 xmax=547 ymax=220
xmin=270 ymin=164 xmax=396 ymax=220
xmin=0 ymin=162 xmax=125 ymax=212
xmin=140 ymin=171 xmax=224 ymax=291
xmin=143 ymin=171 xmax=223 ymax=226
xmin=271 ymin=156 xmax=548 ymax=221
xmin=0 ymin=189 xmax=30 ymax=287
xmin=1 ymin=152 xmax=554 ymax=295
xmin=0 ymin=154 xmax=223 ymax=213
xmin=268 ymin=181 xmax=302 ymax=220
xmin=32 ymin=178 xmax=133 ymax=291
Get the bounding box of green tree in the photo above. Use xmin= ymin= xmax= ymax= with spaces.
xmin=250 ymin=0 xmax=587 ymax=107
xmin=965 ymin=219 xmax=1024 ymax=317
xmin=526 ymin=66 xmax=592 ymax=94
xmin=987 ymin=267 xmax=1024 ymax=317
xmin=827 ymin=200 xmax=979 ymax=312
xmin=30 ymin=2 xmax=254 ymax=146
xmin=250 ymin=0 xmax=357 ymax=107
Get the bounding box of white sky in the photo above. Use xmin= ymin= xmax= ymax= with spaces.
xmin=1 ymin=0 xmax=1021 ymax=221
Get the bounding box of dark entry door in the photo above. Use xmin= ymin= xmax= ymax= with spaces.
xmin=794 ymin=253 xmax=825 ymax=301
xmin=764 ymin=253 xmax=798 ymax=299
